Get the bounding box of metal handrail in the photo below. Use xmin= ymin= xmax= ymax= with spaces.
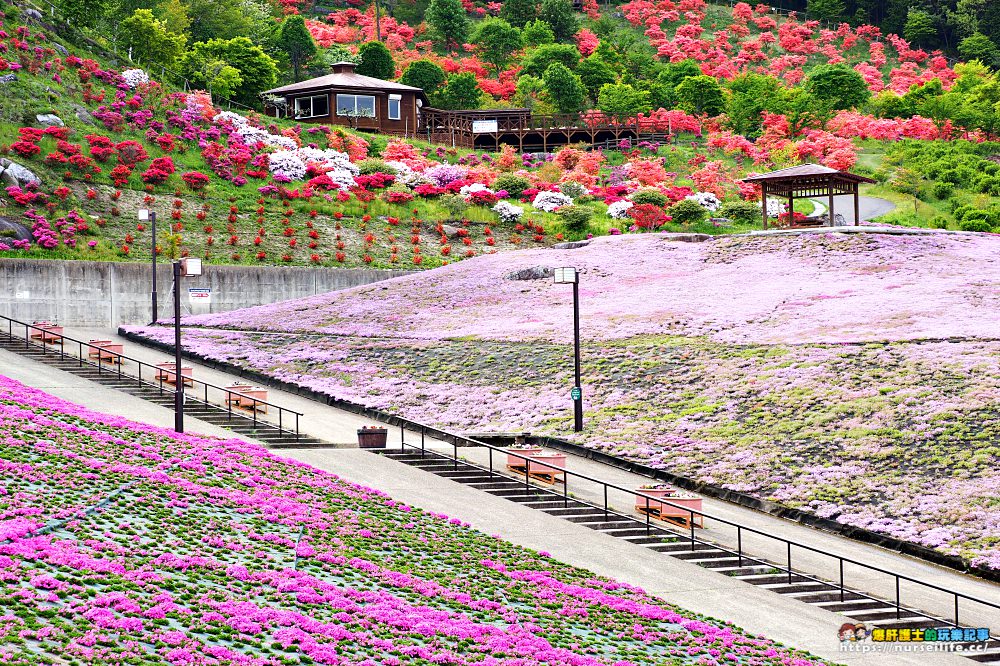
xmin=389 ymin=419 xmax=999 ymax=635
xmin=1 ymin=315 xmax=302 ymax=440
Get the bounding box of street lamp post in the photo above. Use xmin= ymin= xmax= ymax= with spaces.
xmin=172 ymin=257 xmax=202 ymax=433
xmin=138 ymin=209 xmax=157 ymax=323
xmin=553 ymin=267 xmax=583 ymax=432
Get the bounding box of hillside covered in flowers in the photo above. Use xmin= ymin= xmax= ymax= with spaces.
xmin=127 ymin=230 xmax=1000 ymax=573
xmin=0 ymin=373 xmax=834 ymax=665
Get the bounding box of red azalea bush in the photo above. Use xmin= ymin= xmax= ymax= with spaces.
xmin=9 ymin=141 xmax=40 ymax=158
xmin=467 ymin=190 xmax=499 ymax=206
xmin=384 ymin=190 xmax=414 ymax=204
xmin=181 ymin=172 xmax=210 ymax=191
xmin=355 ymin=173 xmax=396 ymax=189
xmin=110 ymin=164 xmax=132 ymax=186
xmin=629 ymin=203 xmax=671 ymax=230
xmin=116 ymin=140 xmax=148 ymax=167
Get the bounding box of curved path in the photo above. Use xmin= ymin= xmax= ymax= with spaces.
xmin=811 ymin=196 xmax=896 ymax=224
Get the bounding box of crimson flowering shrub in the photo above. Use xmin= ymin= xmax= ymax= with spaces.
xmin=181 ymin=171 xmax=210 ymax=191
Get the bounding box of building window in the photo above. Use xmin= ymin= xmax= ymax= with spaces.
xmin=336 ymin=94 xmax=376 ymax=118
xmin=388 ymin=94 xmax=401 ymax=121
xmin=293 ymin=95 xmax=329 ymax=119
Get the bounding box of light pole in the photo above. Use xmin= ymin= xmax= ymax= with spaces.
xmin=172 ymin=257 xmax=202 ymax=433
xmin=553 ymin=267 xmax=583 ymax=432
xmin=138 ymin=208 xmax=157 ymax=323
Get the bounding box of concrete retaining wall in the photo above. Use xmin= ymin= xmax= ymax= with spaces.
xmin=0 ymin=259 xmax=414 ymax=326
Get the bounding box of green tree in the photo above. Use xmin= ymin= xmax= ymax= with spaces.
xmin=542 ymin=62 xmax=585 ymax=113
xmin=904 ymin=9 xmax=938 ymax=48
xmin=439 ymin=72 xmax=482 ymax=109
xmin=577 ymin=53 xmax=617 ymax=100
xmin=959 ymin=33 xmax=999 ymax=67
xmin=948 ymin=0 xmax=987 ymax=38
xmin=596 ymin=83 xmax=649 ymax=117
xmin=726 ymin=73 xmax=786 ymax=137
xmin=656 ymin=59 xmax=702 ymax=107
xmin=180 ymin=37 xmax=278 ymax=106
xmin=520 ymin=43 xmax=579 ymax=77
xmin=190 ymin=59 xmax=243 ymax=98
xmin=155 ymin=0 xmax=191 ymax=35
xmin=675 ymin=75 xmax=726 ymax=116
xmin=538 ymin=0 xmax=578 ymax=42
xmin=500 ymin=0 xmax=537 ymax=28
xmin=513 ymin=74 xmax=554 ymax=113
xmin=521 ymin=19 xmax=554 ymax=47
xmin=184 ymin=0 xmax=261 ymax=44
xmin=120 ymin=9 xmax=186 ymax=69
xmin=427 ymin=0 xmax=471 ymax=50
xmin=473 ymin=19 xmax=522 ymax=76
xmin=356 ymin=41 xmax=396 ymax=80
xmin=805 ymin=64 xmax=871 ymax=110
xmin=806 ymin=0 xmax=845 ymax=22
xmin=59 ymin=0 xmax=108 ymax=28
xmin=275 ymin=15 xmax=317 ymax=82
xmin=400 ymin=60 xmax=446 ymax=99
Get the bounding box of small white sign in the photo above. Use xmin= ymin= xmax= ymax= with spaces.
xmin=472 ymin=119 xmax=498 ymax=134
xmin=188 ymin=288 xmax=211 ymax=303
xmin=15 ymin=291 xmax=30 ymax=300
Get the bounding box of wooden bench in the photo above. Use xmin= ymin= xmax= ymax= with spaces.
xmin=87 ymin=340 xmax=124 ymax=363
xmin=154 ymin=363 xmax=194 ymax=387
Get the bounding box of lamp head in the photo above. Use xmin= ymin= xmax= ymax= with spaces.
xmin=180 ymin=257 xmax=203 ymax=277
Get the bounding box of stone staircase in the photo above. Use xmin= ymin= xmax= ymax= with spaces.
xmin=380 ymin=449 xmax=1000 ymax=662
xmin=0 ymin=332 xmax=326 ymax=448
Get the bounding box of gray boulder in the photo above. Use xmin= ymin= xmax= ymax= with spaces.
xmin=0 ymin=217 xmax=31 ymax=242
xmin=662 ymin=233 xmax=712 ymax=243
xmin=552 ymin=240 xmax=591 ymax=250
xmin=0 ymin=159 xmax=41 ymax=188
xmin=22 ymin=8 xmax=42 ymax=20
xmin=0 ymin=73 xmax=16 ymax=85
xmin=441 ymin=224 xmax=462 ymax=238
xmin=73 ymin=105 xmax=96 ymax=126
xmin=52 ymin=43 xmax=68 ymax=56
xmin=505 ymin=266 xmax=553 ymax=281
xmin=35 ymin=113 xmax=64 ymax=127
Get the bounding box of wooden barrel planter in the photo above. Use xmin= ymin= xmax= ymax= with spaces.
xmin=357 ymin=427 xmax=388 ymax=449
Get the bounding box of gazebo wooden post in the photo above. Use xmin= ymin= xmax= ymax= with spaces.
xmin=854 ymin=187 xmax=860 ymax=226
xmin=761 ymin=182 xmax=768 ymax=229
xmin=828 ymin=184 xmax=835 ymax=227
xmin=788 ymin=191 xmax=794 ymax=227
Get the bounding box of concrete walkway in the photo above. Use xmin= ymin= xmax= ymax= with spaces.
xmin=2 ymin=328 xmax=995 ymax=665
xmin=809 ymin=196 xmax=896 ymax=224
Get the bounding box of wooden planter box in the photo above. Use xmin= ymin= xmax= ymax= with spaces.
xmin=505 ymin=447 xmax=543 ymax=468
xmin=88 ymin=340 xmax=124 ymax=363
xmin=527 ymin=453 xmax=566 ymax=475
xmin=635 ymin=488 xmax=703 ymax=528
xmin=236 ymin=388 xmax=268 ymax=414
xmin=357 ymin=428 xmax=388 ymax=449
xmin=155 ymin=363 xmax=194 ymax=386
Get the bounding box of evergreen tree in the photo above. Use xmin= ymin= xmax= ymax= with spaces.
xmin=400 ymin=60 xmax=447 ymax=97
xmin=473 ymin=19 xmax=522 ymax=76
xmin=440 ymin=72 xmax=483 ymax=109
xmin=596 ymin=83 xmax=649 ymax=117
xmin=275 ymin=15 xmax=317 ymax=82
xmin=356 ymin=41 xmax=396 ymax=80
xmin=959 ymin=33 xmax=999 ymax=67
xmin=904 ymin=9 xmax=938 ymax=48
xmin=500 ymin=0 xmax=537 ymax=28
xmin=539 ymin=0 xmax=578 ymax=42
xmin=542 ymin=62 xmax=585 ymax=113
xmin=675 ymin=75 xmax=726 ymax=116
xmin=806 ymin=0 xmax=845 ymax=22
xmin=427 ymin=0 xmax=471 ymax=50
xmin=521 ymin=19 xmax=554 ymax=46
xmin=805 ymin=64 xmax=871 ymax=110
xmin=577 ymin=53 xmax=617 ymax=100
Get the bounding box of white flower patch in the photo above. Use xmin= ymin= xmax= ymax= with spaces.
xmin=607 ymin=200 xmax=634 ymax=220
xmin=685 ymin=191 xmax=722 ymax=212
xmin=493 ymin=201 xmax=523 ymax=223
xmin=268 ymin=148 xmax=359 ymax=185
xmin=385 ymin=161 xmax=432 ymax=187
xmin=268 ymin=151 xmax=307 ymax=181
xmin=531 ymin=191 xmax=573 ymax=212
xmin=459 ymin=183 xmax=493 ymax=196
xmin=765 ymin=198 xmax=787 ymax=217
xmin=121 ymin=69 xmax=149 ymax=89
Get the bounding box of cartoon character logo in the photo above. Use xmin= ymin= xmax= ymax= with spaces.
xmin=839 ymin=623 xmax=856 ymax=643
xmin=854 ymin=624 xmax=869 ymax=642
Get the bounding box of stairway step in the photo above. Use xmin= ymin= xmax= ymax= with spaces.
xmin=563 ymin=514 xmax=636 ymax=525
xmin=671 ymin=549 xmax=733 ymax=561
xmin=758 ymin=581 xmax=838 ymax=594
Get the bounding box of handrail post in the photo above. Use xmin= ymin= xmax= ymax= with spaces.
xmin=645 ymin=497 xmax=650 ymax=535
xmin=563 ymin=474 xmax=568 ymax=508
xmin=488 ymin=447 xmax=493 ymax=477
xmin=787 ymin=543 xmax=792 ymax=584
xmin=689 ymin=512 xmax=695 ymax=550
xmin=603 ymin=485 xmax=608 ymax=520
xmin=401 ymin=425 xmax=405 ymax=453
xmin=253 ymin=401 xmax=257 ymax=430
xmin=839 ymin=559 xmax=844 ymax=602
xmin=295 ymin=413 xmax=300 ymax=442
xmin=453 ymin=439 xmax=457 ymax=471
xmin=737 ymin=526 xmax=742 ymax=567
xmin=895 ymin=575 xmax=901 ymax=619
xmin=954 ymin=596 xmax=959 ymax=626
xmin=420 ymin=426 xmax=425 ymax=457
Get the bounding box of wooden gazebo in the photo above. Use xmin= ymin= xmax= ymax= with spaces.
xmin=742 ymin=164 xmax=876 ymax=229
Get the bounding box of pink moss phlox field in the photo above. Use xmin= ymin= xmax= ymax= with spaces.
xmin=125 ymin=232 xmax=1000 ymax=570
xmin=0 ymin=375 xmax=832 ymax=665
xmin=170 ymin=232 xmax=1000 ymax=346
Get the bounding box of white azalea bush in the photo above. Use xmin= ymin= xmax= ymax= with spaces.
xmin=268 ymin=148 xmax=358 ymax=186
xmin=214 ymin=111 xmax=299 ymax=150
xmin=607 ymin=200 xmax=635 ymax=220
xmin=765 ymin=198 xmax=787 ymax=217
xmin=385 ymin=161 xmax=432 ymax=187
xmin=686 ymin=191 xmax=722 ymax=212
xmin=121 ymin=69 xmax=149 ymax=89
xmin=460 ymin=183 xmax=493 ymax=196
xmin=531 ymin=190 xmax=573 ymax=212
xmin=493 ymin=201 xmax=524 ymax=223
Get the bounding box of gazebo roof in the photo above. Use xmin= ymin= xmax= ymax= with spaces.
xmin=742 ymin=164 xmax=876 ymax=185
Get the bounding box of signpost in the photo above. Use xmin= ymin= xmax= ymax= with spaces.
xmin=472 ymin=119 xmax=499 ymax=134
xmin=554 ymin=267 xmax=583 ymax=432
xmin=188 ymin=288 xmax=212 ymax=303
